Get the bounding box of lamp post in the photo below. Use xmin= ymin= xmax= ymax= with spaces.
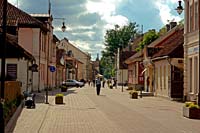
xmin=45 ymin=0 xmax=66 ymax=104
xmin=119 ymin=39 xmax=124 ymax=92
xmin=0 ymin=0 xmax=7 ymax=132
xmin=175 ymin=0 xmax=184 ymax=15
xmin=54 ymin=18 xmax=66 ymax=32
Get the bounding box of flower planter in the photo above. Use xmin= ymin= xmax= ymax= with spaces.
xmin=55 ymin=96 xmax=63 ymax=104
xmin=183 ymin=106 xmax=200 ymax=119
xmin=130 ymin=93 xmax=138 ymax=99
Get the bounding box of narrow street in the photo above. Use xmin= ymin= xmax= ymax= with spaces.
xmin=12 ymin=85 xmax=200 ymax=133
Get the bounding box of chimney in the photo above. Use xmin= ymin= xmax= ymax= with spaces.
xmin=166 ymin=24 xmax=170 ymax=32
xmin=170 ymin=22 xmax=177 ymax=29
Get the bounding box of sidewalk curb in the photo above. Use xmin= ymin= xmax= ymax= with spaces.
xmin=5 ymin=100 xmax=24 ymax=133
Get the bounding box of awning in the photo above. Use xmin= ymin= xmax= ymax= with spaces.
xmin=96 ymin=74 xmax=103 ymax=78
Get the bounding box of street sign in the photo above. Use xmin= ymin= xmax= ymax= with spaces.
xmin=49 ymin=65 xmax=56 ymax=72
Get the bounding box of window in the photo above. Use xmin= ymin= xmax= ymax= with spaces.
xmin=189 ymin=58 xmax=193 ymax=92
xmin=194 ymin=56 xmax=198 ymax=94
xmin=187 ymin=1 xmax=190 ymax=33
xmin=160 ymin=66 xmax=162 ymax=90
xmin=7 ymin=64 xmax=17 ymax=80
xmin=155 ymin=67 xmax=158 ymax=90
xmin=194 ymin=2 xmax=199 ymax=30
xmin=189 ymin=5 xmax=193 ymax=32
xmin=133 ymin=64 xmax=136 ymax=77
xmin=163 ymin=66 xmax=166 ymax=90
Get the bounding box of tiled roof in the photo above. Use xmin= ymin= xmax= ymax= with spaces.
xmin=0 ymin=0 xmax=47 ymax=31
xmin=152 ymin=28 xmax=184 ymax=58
xmin=120 ymin=51 xmax=136 ymax=69
xmin=124 ymin=50 xmax=143 ymax=64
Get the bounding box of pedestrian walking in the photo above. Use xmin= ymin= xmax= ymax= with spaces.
xmin=147 ymin=76 xmax=150 ymax=92
xmin=96 ymin=77 xmax=101 ymax=95
xmin=93 ymin=79 xmax=96 ymax=87
xmin=102 ymin=79 xmax=105 ymax=88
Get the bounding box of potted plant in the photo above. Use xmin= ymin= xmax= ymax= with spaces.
xmin=129 ymin=90 xmax=138 ymax=99
xmin=183 ymin=101 xmax=200 ymax=119
xmin=55 ymin=94 xmax=64 ymax=104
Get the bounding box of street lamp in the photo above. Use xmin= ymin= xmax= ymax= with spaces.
xmin=44 ymin=0 xmax=66 ymax=104
xmin=54 ymin=18 xmax=66 ymax=32
xmin=175 ymin=0 xmax=184 ymax=15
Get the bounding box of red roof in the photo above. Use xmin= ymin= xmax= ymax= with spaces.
xmin=120 ymin=51 xmax=136 ymax=69
xmin=0 ymin=0 xmax=48 ymax=31
xmin=152 ymin=27 xmax=184 ymax=58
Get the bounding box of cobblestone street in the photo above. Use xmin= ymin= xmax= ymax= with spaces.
xmin=11 ymin=85 xmax=200 ymax=133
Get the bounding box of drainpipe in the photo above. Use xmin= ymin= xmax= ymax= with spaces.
xmin=26 ymin=61 xmax=29 ymax=92
xmin=38 ymin=31 xmax=41 ymax=92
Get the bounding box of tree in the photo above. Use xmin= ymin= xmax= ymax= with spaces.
xmin=101 ymin=22 xmax=139 ymax=78
xmin=136 ymin=29 xmax=159 ymax=51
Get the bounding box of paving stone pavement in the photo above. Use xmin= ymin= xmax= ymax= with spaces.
xmin=11 ymin=84 xmax=200 ymax=133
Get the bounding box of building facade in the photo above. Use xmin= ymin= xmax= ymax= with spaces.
xmin=183 ymin=0 xmax=199 ymax=102
xmin=58 ymin=38 xmax=91 ymax=81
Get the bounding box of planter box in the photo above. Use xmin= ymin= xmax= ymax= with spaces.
xmin=130 ymin=93 xmax=138 ymax=99
xmin=183 ymin=106 xmax=200 ymax=119
xmin=55 ymin=97 xmax=63 ymax=104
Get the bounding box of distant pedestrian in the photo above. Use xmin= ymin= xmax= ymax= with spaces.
xmin=147 ymin=76 xmax=150 ymax=92
xmin=96 ymin=77 xmax=101 ymax=95
xmin=93 ymin=79 xmax=96 ymax=87
xmin=102 ymin=79 xmax=105 ymax=88
xmin=113 ymin=79 xmax=117 ymax=89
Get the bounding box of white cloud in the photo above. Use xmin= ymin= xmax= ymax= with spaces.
xmin=70 ymin=40 xmax=91 ymax=51
xmin=8 ymin=0 xmax=18 ymax=7
xmin=154 ymin=0 xmax=182 ymax=24
xmin=86 ymin=0 xmax=127 ymax=29
xmin=72 ymin=31 xmax=95 ymax=38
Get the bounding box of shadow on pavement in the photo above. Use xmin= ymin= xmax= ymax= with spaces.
xmin=34 ymin=88 xmax=78 ymax=103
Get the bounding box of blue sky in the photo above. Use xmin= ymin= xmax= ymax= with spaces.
xmin=8 ymin=0 xmax=184 ymax=60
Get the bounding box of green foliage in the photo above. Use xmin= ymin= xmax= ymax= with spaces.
xmin=101 ymin=22 xmax=139 ymax=78
xmin=136 ymin=30 xmax=159 ymax=51
xmin=189 ymin=104 xmax=199 ymax=109
xmin=56 ymin=94 xmax=64 ymax=97
xmin=178 ymin=19 xmax=184 ymax=26
xmin=185 ymin=102 xmax=199 ymax=109
xmin=185 ymin=102 xmax=194 ymax=107
xmin=158 ymin=26 xmax=167 ymax=36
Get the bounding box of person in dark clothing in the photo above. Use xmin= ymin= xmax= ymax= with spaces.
xmin=102 ymin=80 xmax=105 ymax=88
xmin=96 ymin=78 xmax=101 ymax=95
xmin=147 ymin=76 xmax=150 ymax=92
xmin=93 ymin=79 xmax=96 ymax=87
